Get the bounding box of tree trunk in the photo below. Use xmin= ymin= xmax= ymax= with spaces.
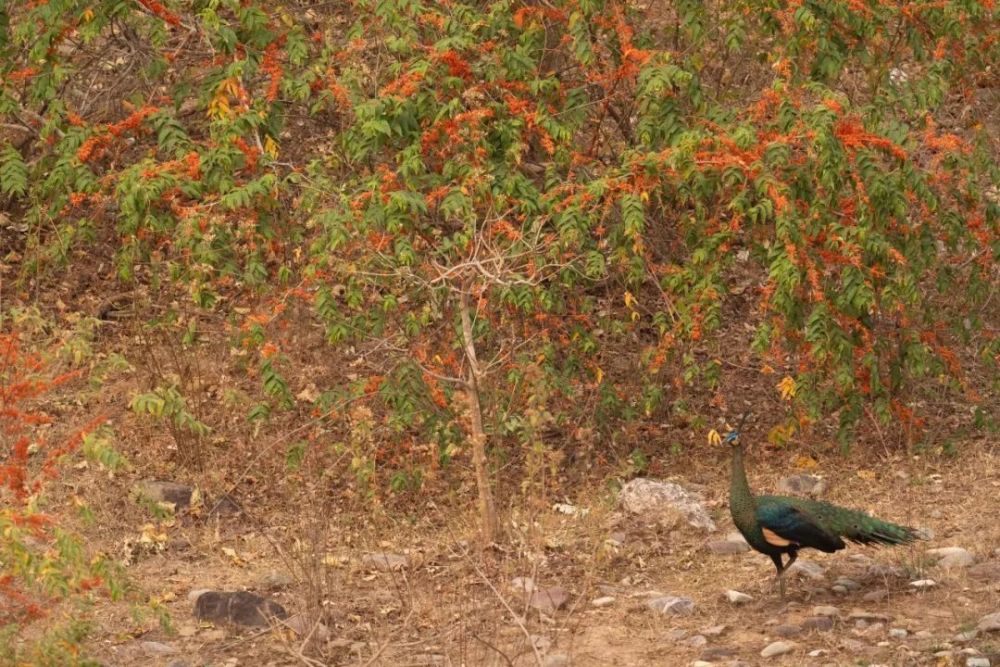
xmin=459 ymin=289 xmax=499 ymax=545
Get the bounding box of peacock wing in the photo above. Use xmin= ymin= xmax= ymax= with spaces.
xmin=755 ymin=497 xmax=846 ymax=553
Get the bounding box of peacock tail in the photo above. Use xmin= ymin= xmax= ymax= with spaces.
xmin=758 ymin=496 xmax=920 ymax=546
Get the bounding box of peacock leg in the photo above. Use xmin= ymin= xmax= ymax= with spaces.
xmin=777 ymin=551 xmax=798 ymax=599
xmin=769 ymin=554 xmax=786 ymax=598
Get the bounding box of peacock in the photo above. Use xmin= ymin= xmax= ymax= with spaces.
xmin=725 ymin=420 xmax=922 ymax=598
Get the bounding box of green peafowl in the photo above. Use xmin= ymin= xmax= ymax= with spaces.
xmin=725 ymin=422 xmax=922 ymax=598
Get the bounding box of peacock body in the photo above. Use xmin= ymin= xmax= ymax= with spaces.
xmin=726 ymin=427 xmax=920 ymax=597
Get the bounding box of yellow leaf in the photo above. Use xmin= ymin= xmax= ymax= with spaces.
xmin=794 ymin=455 xmax=818 ymax=470
xmin=594 ymin=366 xmax=604 ymax=384
xmin=707 ymin=429 xmax=722 ymax=446
xmin=81 ymin=7 xmax=95 ymax=22
xmin=777 ymin=375 xmax=797 ymax=400
xmin=639 ymin=191 xmax=649 ymax=202
xmin=624 ymin=291 xmax=635 ymax=309
xmin=264 ymin=136 xmax=279 ymax=158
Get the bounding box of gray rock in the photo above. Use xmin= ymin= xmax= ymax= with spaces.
xmin=666 ymin=628 xmax=688 ymax=641
xmin=777 ymin=474 xmax=828 ymax=497
xmin=685 ymin=634 xmax=708 ymax=648
xmin=954 ymin=630 xmax=979 ymax=642
xmin=787 ymin=560 xmax=826 ymax=580
xmin=773 ymin=624 xmax=802 ymax=638
xmin=978 ymin=612 xmax=1000 ymax=632
xmin=591 ymin=596 xmax=615 ymax=608
xmin=909 ymin=579 xmax=937 ymax=589
xmin=848 ymin=610 xmax=891 ymax=622
xmin=140 ymin=641 xmax=179 ymax=656
xmin=260 ymin=570 xmax=295 ymax=590
xmin=801 ymin=617 xmax=834 ymax=632
xmin=812 ymin=605 xmax=840 ymax=617
xmin=863 ymin=590 xmax=888 ymax=602
xmin=134 ymin=480 xmax=194 ymax=509
xmin=969 ymin=561 xmax=1000 ymax=581
xmin=928 ymin=547 xmax=975 ymax=569
xmin=965 ymin=658 xmax=990 ymax=667
xmin=760 ymin=640 xmax=797 ymax=657
xmin=647 ymin=596 xmax=695 ymax=615
xmin=193 ymin=590 xmax=288 ymax=627
xmin=528 ymin=587 xmax=570 ymax=614
xmin=618 ymin=478 xmax=717 ymax=532
xmin=281 ymin=614 xmax=331 ymax=641
xmin=889 ymin=628 xmax=908 ymax=639
xmin=362 ymin=552 xmax=410 ymax=571
xmin=833 ymin=577 xmax=861 ymax=591
xmin=725 ymin=590 xmax=753 ymax=604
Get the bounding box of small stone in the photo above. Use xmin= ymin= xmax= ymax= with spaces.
xmin=685 ymin=634 xmax=708 ymax=648
xmin=591 ymin=596 xmax=615 ymax=608
xmin=725 ymin=590 xmax=753 ymax=605
xmin=647 ymin=596 xmax=695 ymax=615
xmin=889 ymin=628 xmax=908 ymax=639
xmin=833 ymin=577 xmax=861 ymax=591
xmin=777 ymin=474 xmax=828 ymax=497
xmin=760 ymin=640 xmax=797 ymax=657
xmin=691 ymin=662 xmax=714 ymax=667
xmin=832 ymin=585 xmax=848 ymax=595
xmin=528 ymin=587 xmax=570 ymax=614
xmin=801 ymin=617 xmax=834 ymax=632
xmin=913 ymin=630 xmax=934 ymax=639
xmin=700 ymin=647 xmax=736 ymax=661
xmin=954 ymin=630 xmax=979 ymax=642
xmin=813 ymin=605 xmax=840 ymax=617
xmin=605 ymin=532 xmax=626 ymax=547
xmin=855 ymin=619 xmax=869 ymax=630
xmin=807 ymin=649 xmax=827 ymax=657
xmin=965 ymin=658 xmax=990 ymax=667
xmin=140 ymin=641 xmax=179 ymax=656
xmin=978 ymin=612 xmax=1000 ymax=632
xmin=787 ymin=560 xmax=826 ymax=580
xmin=863 ymin=590 xmax=888 ymax=602
xmin=848 ymin=610 xmax=891 ymax=622
xmin=928 ymin=547 xmax=976 ymax=569
xmin=362 ymin=552 xmax=410 ymax=571
xmin=701 ymin=624 xmax=727 ymax=637
xmin=773 ymin=624 xmax=801 ymax=638
xmin=909 ymin=579 xmax=937 ymax=589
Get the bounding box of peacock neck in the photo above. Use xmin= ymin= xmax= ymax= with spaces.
xmin=729 ymin=444 xmax=758 ymax=533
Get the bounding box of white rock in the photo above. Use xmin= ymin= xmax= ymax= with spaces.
xmin=510 ymin=576 xmax=535 ymax=593
xmin=966 ymin=659 xmax=990 ymax=667
xmin=909 ymin=579 xmax=937 ymax=589
xmin=808 ymin=649 xmax=827 ymax=657
xmin=618 ymin=478 xmax=717 ymax=532
xmin=691 ymin=662 xmax=715 ymax=667
xmin=725 ymin=590 xmax=753 ymax=604
xmin=760 ymin=640 xmax=797 ymax=657
xmin=927 ymin=547 xmax=976 ymax=569
xmin=647 ymin=595 xmax=695 ymax=615
xmin=889 ymin=628 xmax=908 ymax=639
xmin=591 ymin=596 xmax=615 ymax=608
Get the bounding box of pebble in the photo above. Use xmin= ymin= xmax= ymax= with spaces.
xmin=787 ymin=560 xmax=825 ymax=580
xmin=965 ymin=658 xmax=990 ymax=667
xmin=978 ymin=611 xmax=1000 ymax=632
xmin=813 ymin=605 xmax=840 ymax=617
xmin=648 ymin=596 xmax=695 ymax=615
xmin=889 ymin=628 xmax=908 ymax=639
xmin=700 ymin=647 xmax=737 ymax=661
xmin=760 ymin=640 xmax=797 ymax=657
xmin=725 ymin=590 xmax=753 ymax=605
xmin=909 ymin=579 xmax=937 ymax=589
xmin=773 ymin=624 xmax=802 ymax=638
xmin=801 ymin=617 xmax=834 ymax=632
xmin=833 ymin=577 xmax=861 ymax=591
xmin=808 ymin=649 xmax=827 ymax=657
xmin=591 ymin=596 xmax=615 ymax=607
